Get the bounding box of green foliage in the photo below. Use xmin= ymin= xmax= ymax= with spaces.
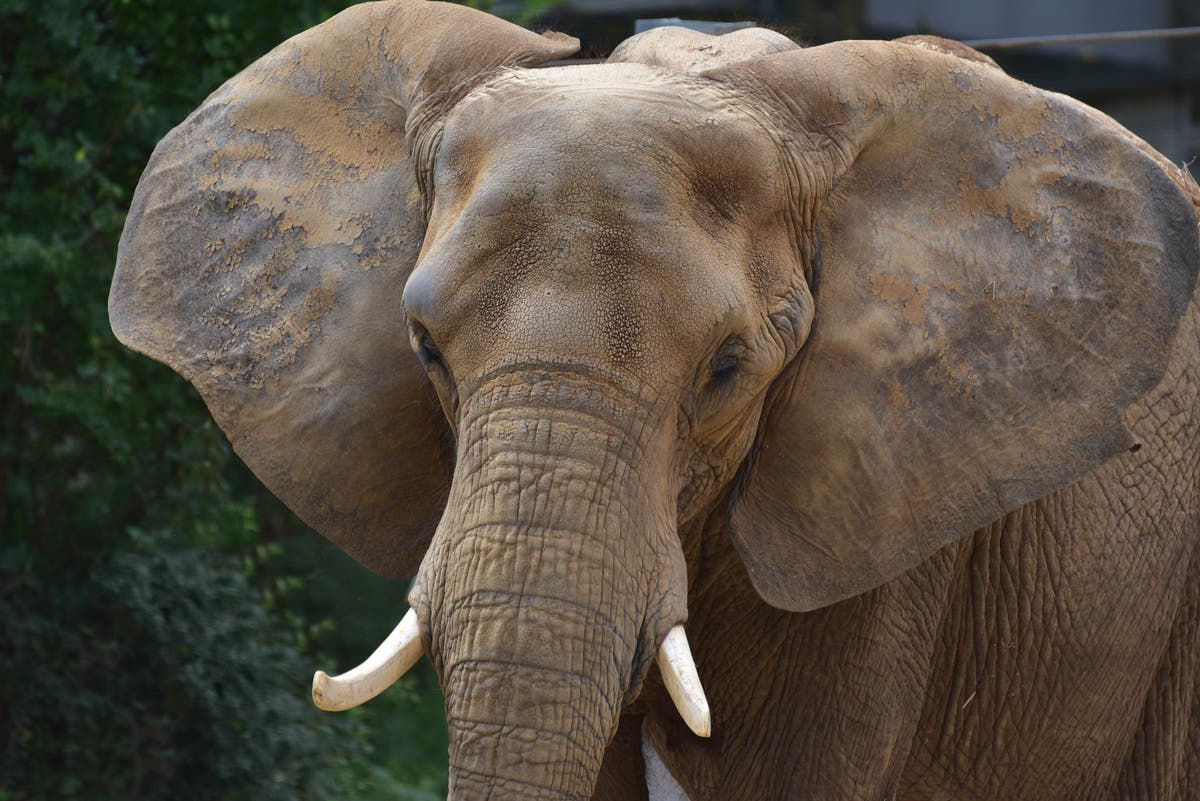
xmin=0 ymin=540 xmax=361 ymax=800
xmin=0 ymin=0 xmax=361 ymax=561
xmin=0 ymin=0 xmax=461 ymax=798
xmin=273 ymin=536 xmax=451 ymax=798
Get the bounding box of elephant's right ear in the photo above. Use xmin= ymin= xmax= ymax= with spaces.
xmin=109 ymin=1 xmax=578 ymax=577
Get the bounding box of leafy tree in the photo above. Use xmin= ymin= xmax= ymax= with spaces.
xmin=0 ymin=0 xmax=456 ymax=797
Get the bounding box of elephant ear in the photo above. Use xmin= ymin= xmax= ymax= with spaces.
xmin=110 ymin=1 xmax=578 ymax=577
xmin=718 ymin=41 xmax=1200 ymax=611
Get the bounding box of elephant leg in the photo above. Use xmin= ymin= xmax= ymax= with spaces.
xmin=901 ymin=479 xmax=1200 ymax=800
xmin=643 ymin=508 xmax=965 ymax=801
xmin=1109 ymin=302 xmax=1200 ymax=801
xmin=642 ymin=733 xmax=691 ymax=801
xmin=1111 ymin=540 xmax=1200 ymax=801
xmin=904 ymin=299 xmax=1200 ymax=801
xmin=591 ymin=713 xmax=649 ymax=801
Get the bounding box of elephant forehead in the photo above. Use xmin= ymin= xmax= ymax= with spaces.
xmin=410 ymin=189 xmax=749 ymax=375
xmin=435 ymin=64 xmax=789 ymax=221
xmin=410 ymin=66 xmax=798 ymax=375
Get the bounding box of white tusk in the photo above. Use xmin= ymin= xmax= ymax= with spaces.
xmin=312 ymin=608 xmax=423 ymax=712
xmin=656 ymin=625 xmax=711 ymax=738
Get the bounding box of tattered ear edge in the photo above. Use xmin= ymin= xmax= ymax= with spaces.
xmin=715 ymin=40 xmax=1200 ymax=612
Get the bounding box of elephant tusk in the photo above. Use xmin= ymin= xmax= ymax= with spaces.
xmin=656 ymin=625 xmax=711 ymax=738
xmin=312 ymin=608 xmax=423 ymax=712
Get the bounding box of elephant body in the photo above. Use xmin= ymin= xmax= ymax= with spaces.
xmin=109 ymin=3 xmax=1200 ymax=799
xmin=635 ymin=297 xmax=1200 ymax=800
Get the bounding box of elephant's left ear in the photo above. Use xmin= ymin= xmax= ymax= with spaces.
xmin=715 ymin=41 xmax=1200 ymax=612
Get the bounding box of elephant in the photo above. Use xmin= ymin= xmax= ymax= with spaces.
xmin=108 ymin=2 xmax=1200 ymax=799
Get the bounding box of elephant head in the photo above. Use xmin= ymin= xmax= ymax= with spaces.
xmin=110 ymin=4 xmax=1200 ymax=799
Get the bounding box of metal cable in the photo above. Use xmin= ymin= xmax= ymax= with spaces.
xmin=963 ymin=26 xmax=1200 ymax=49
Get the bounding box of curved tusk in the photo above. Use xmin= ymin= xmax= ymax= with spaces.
xmin=312 ymin=608 xmax=423 ymax=712
xmin=656 ymin=625 xmax=711 ymax=738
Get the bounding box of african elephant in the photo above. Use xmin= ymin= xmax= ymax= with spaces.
xmin=108 ymin=2 xmax=1200 ymax=799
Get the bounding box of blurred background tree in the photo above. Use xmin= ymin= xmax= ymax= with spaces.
xmin=0 ymin=0 xmax=448 ymax=798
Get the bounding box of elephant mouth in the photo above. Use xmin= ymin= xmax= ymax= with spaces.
xmin=310 ymin=610 xmax=712 ymax=738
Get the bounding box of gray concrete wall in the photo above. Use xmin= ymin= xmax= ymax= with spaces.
xmin=866 ymin=0 xmax=1173 ymax=65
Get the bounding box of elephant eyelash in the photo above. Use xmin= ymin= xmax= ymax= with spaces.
xmin=707 ymin=338 xmax=745 ymax=389
xmin=409 ymin=321 xmax=445 ymax=369
xmin=419 ymin=338 xmax=444 ymax=367
xmin=710 ymin=357 xmax=740 ymax=387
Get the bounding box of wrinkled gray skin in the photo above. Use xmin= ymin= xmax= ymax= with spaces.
xmin=109 ymin=4 xmax=1200 ymax=800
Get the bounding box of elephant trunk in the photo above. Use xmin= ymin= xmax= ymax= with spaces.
xmin=410 ymin=369 xmax=689 ymax=801
xmin=439 ymin=592 xmax=629 ymax=800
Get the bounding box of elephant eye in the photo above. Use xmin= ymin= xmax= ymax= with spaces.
xmin=707 ymin=337 xmax=744 ymax=389
xmin=419 ymin=338 xmax=443 ymax=367
xmin=409 ymin=320 xmax=444 ymax=370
